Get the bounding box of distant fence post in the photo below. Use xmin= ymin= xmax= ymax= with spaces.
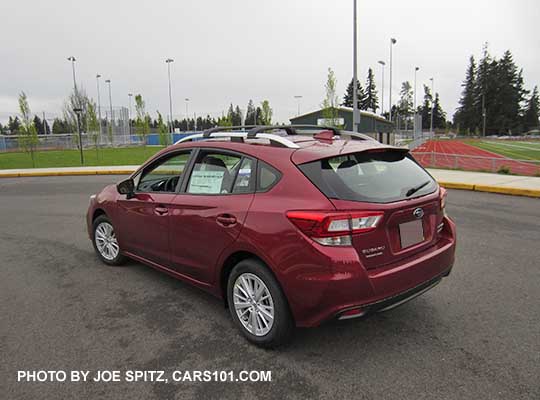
xmin=431 ymin=151 xmax=435 ymax=166
xmin=491 ymin=158 xmax=496 ymax=172
xmin=454 ymin=155 xmax=458 ymax=169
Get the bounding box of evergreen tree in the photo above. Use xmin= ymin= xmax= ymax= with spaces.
xmin=362 ymin=68 xmax=379 ymax=112
xmin=523 ymin=86 xmax=540 ymax=132
xmin=454 ymin=56 xmax=477 ymax=133
xmin=342 ymin=77 xmax=365 ymax=109
xmin=33 ymin=115 xmax=44 ymax=135
xmin=245 ymin=100 xmax=256 ymax=125
xmin=432 ymin=93 xmax=447 ymax=129
xmin=420 ymin=84 xmax=433 ymax=130
xmin=8 ymin=116 xmax=21 ymax=134
xmin=234 ymin=105 xmax=243 ymax=126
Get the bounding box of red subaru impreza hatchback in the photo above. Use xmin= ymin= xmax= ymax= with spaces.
xmin=87 ymin=125 xmax=456 ymax=347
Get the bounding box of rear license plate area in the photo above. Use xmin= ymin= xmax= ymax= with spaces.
xmin=399 ymin=220 xmax=424 ymax=249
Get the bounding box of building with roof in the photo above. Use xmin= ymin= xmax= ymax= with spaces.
xmin=289 ymin=107 xmax=395 ymax=144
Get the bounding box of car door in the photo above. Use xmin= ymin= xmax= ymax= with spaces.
xmin=169 ymin=149 xmax=256 ymax=284
xmin=116 ymin=150 xmax=193 ymax=267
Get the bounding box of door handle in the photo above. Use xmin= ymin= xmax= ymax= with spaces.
xmin=154 ymin=205 xmax=169 ymax=215
xmin=216 ymin=214 xmax=237 ymax=226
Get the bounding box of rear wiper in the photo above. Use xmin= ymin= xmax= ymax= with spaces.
xmin=406 ymin=180 xmax=430 ymax=197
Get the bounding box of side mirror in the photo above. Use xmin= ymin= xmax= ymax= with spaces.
xmin=117 ymin=178 xmax=135 ymax=199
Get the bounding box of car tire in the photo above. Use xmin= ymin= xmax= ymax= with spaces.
xmin=227 ymin=259 xmax=294 ymax=348
xmin=92 ymin=214 xmax=126 ymax=266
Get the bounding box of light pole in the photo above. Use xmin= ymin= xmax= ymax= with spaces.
xmin=73 ymin=107 xmax=84 ymax=164
xmin=352 ymin=0 xmax=359 ymax=132
xmin=294 ymin=95 xmax=303 ymax=116
xmin=413 ymin=66 xmax=419 ymax=136
xmin=389 ymin=38 xmax=397 ymax=124
xmin=105 ymin=79 xmax=113 ymax=140
xmin=185 ymin=98 xmax=190 ymax=131
xmin=96 ymin=74 xmax=102 ymax=136
xmin=165 ymin=58 xmax=174 ymax=133
xmin=377 ymin=61 xmax=385 ymax=116
xmin=429 ymin=77 xmax=434 ymax=134
xmin=67 ymin=56 xmax=77 ymax=95
xmin=128 ymin=93 xmax=133 ymax=136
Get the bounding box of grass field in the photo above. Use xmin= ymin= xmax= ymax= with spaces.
xmin=465 ymin=140 xmax=540 ymax=161
xmin=0 ymin=147 xmax=165 ymax=169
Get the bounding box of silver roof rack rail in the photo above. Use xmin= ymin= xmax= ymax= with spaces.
xmin=174 ymin=131 xmax=300 ymax=149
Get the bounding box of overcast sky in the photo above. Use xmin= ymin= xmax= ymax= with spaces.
xmin=1 ymin=0 xmax=539 ymax=124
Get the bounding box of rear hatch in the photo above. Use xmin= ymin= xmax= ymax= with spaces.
xmin=296 ymin=148 xmax=444 ymax=269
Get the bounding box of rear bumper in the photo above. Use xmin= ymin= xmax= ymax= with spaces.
xmin=290 ymin=216 xmax=456 ymax=327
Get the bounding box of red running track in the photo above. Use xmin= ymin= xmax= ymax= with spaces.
xmin=411 ymin=140 xmax=540 ymax=176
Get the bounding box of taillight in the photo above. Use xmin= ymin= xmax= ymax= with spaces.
xmin=440 ymin=187 xmax=447 ymax=214
xmin=286 ymin=211 xmax=383 ymax=246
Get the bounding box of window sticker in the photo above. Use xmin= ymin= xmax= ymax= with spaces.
xmin=188 ymin=170 xmax=225 ymax=194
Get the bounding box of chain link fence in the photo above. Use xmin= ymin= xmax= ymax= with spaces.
xmin=0 ymin=106 xmax=142 ymax=152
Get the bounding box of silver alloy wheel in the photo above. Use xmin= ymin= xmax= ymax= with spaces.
xmin=94 ymin=222 xmax=120 ymax=261
xmin=233 ymin=273 xmax=275 ymax=336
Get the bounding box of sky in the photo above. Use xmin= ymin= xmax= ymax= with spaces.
xmin=0 ymin=0 xmax=539 ymax=125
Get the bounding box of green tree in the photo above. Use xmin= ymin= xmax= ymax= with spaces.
xmin=322 ymin=67 xmax=340 ymax=126
xmin=87 ymin=102 xmax=100 ymax=159
xmin=157 ymin=111 xmax=171 ymax=145
xmin=454 ymin=56 xmax=477 ymax=133
xmin=397 ymin=81 xmax=413 ymax=130
xmin=245 ymin=100 xmax=256 ymax=125
xmin=523 ymin=86 xmax=540 ymax=132
xmin=33 ymin=115 xmax=44 ymax=135
xmin=362 ymin=68 xmax=379 ymax=112
xmin=18 ymin=92 xmax=39 ymax=167
xmin=134 ymin=94 xmax=150 ymax=145
xmin=432 ymin=93 xmax=447 ymax=129
xmin=8 ymin=116 xmax=21 ymax=134
xmin=342 ymin=78 xmax=365 ymax=109
xmin=63 ymin=86 xmax=92 ymax=133
xmin=260 ymin=100 xmax=273 ymax=125
xmin=420 ymin=84 xmax=433 ymax=130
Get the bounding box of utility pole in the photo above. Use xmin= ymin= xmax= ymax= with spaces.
xmin=128 ymin=93 xmax=133 ymax=136
xmin=74 ymin=107 xmax=84 ymax=164
xmin=377 ymin=61 xmax=385 ymax=116
xmin=294 ymin=95 xmax=303 ymax=116
xmin=389 ymin=38 xmax=397 ymax=124
xmin=165 ymin=58 xmax=174 ymax=133
xmin=96 ymin=74 xmax=102 ymax=136
xmin=105 ymin=79 xmax=113 ymax=141
xmin=352 ymin=0 xmax=359 ymax=132
xmin=429 ymin=77 xmax=434 ymax=134
xmin=185 ymin=98 xmax=190 ymax=131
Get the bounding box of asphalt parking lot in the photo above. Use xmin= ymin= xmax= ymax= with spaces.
xmin=1 ymin=175 xmax=539 ymax=400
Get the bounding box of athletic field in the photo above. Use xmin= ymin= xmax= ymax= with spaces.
xmin=412 ymin=139 xmax=540 ymax=176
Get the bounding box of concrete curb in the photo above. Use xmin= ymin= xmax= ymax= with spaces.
xmin=438 ymin=181 xmax=540 ymax=198
xmin=1 ymin=169 xmax=539 ymax=198
xmin=0 ymin=169 xmax=135 ymax=178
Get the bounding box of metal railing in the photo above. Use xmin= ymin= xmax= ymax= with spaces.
xmin=412 ymin=151 xmax=540 ymax=176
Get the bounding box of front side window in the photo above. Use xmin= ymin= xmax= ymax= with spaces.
xmin=137 ymin=151 xmax=192 ymax=193
xmin=186 ymin=151 xmax=245 ymax=195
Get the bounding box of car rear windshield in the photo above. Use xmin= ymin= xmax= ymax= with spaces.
xmin=298 ymin=150 xmax=437 ymax=203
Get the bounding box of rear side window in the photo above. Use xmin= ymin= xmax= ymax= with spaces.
xmin=298 ymin=151 xmax=437 ymax=203
xmin=187 ymin=152 xmax=242 ymax=194
xmin=257 ymin=162 xmax=281 ymax=192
